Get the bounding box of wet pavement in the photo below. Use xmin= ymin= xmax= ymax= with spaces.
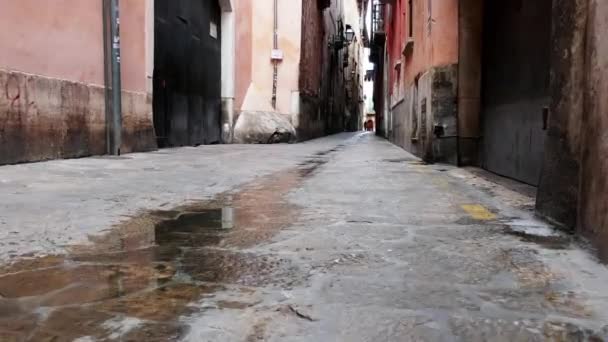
xmin=1 ymin=133 xmax=608 ymax=341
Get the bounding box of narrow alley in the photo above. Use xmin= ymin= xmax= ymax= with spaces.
xmin=0 ymin=133 xmax=607 ymax=341
xmin=2 ymin=0 xmax=608 ymax=341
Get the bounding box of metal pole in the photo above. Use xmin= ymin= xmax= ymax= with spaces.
xmin=110 ymin=0 xmax=123 ymax=155
xmin=271 ymin=0 xmax=278 ymax=109
xmin=103 ymin=0 xmax=112 ymax=154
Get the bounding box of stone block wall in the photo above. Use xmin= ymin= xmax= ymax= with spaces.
xmin=0 ymin=70 xmax=155 ymax=165
xmin=389 ymin=64 xmax=458 ymax=163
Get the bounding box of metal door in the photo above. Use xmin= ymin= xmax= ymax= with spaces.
xmin=153 ymin=0 xmax=222 ymax=148
xmin=481 ymin=0 xmax=552 ymax=185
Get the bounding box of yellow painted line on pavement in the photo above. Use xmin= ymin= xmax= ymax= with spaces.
xmin=410 ymin=165 xmax=429 ymax=172
xmin=461 ymin=204 xmax=496 ymax=220
xmin=431 ymin=177 xmax=450 ymax=189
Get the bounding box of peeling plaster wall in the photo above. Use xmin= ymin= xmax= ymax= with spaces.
xmin=0 ymin=70 xmax=155 ymax=165
xmin=386 ymin=0 xmax=458 ymax=163
xmin=298 ymin=0 xmax=327 ymax=140
xmin=323 ymin=0 xmax=349 ymax=134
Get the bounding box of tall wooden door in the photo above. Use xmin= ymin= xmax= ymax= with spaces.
xmin=153 ymin=0 xmax=222 ymax=147
xmin=481 ymin=0 xmax=552 ymax=185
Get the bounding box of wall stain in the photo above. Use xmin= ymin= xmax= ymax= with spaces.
xmin=0 ymin=69 xmax=156 ymax=165
xmin=0 ymin=150 xmax=332 ymax=341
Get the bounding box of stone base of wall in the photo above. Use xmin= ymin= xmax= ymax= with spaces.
xmin=0 ymin=69 xmax=156 ymax=165
xmin=390 ymin=64 xmax=458 ymax=164
xmin=232 ymin=111 xmax=296 ymax=144
xmin=296 ymin=95 xmax=326 ymax=141
xmin=232 ymin=94 xmax=327 ymax=144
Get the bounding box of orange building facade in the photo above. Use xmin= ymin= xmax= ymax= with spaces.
xmin=370 ymin=0 xmax=608 ymax=262
xmin=373 ymin=0 xmax=459 ymax=164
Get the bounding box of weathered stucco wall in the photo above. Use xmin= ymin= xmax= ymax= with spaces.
xmin=386 ymin=0 xmax=458 ymax=163
xmin=0 ymin=70 xmax=154 ymax=165
xmin=297 ymin=0 xmax=327 ymax=140
xmin=239 ymin=0 xmax=302 ymax=115
xmin=537 ymin=0 xmax=608 ymax=258
xmin=536 ymin=0 xmax=587 ymax=230
xmin=394 ymin=0 xmax=458 ymax=90
xmin=391 ymin=64 xmax=457 ymax=163
xmin=0 ymin=0 xmax=155 ymax=164
xmin=300 ymin=0 xmax=324 ymax=98
xmin=322 ymin=0 xmax=348 ymax=134
xmin=457 ymin=0 xmax=483 ymax=166
xmin=235 ymin=0 xmax=253 ymax=112
xmin=344 ymin=0 xmax=365 ymax=132
xmin=578 ymin=0 xmax=608 ymax=256
xmin=234 ymin=0 xmax=306 ymax=143
xmin=0 ymin=0 xmax=147 ymax=92
xmin=119 ymin=0 xmax=149 ymax=93
xmin=0 ymin=1 xmax=104 ymax=86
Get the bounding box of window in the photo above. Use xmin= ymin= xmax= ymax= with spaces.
xmin=408 ymin=0 xmax=413 ymax=38
xmin=402 ymin=0 xmax=415 ymax=56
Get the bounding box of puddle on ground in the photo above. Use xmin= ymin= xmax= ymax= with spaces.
xmin=382 ymin=158 xmax=421 ymax=164
xmin=0 ymin=150 xmax=331 ymax=341
xmin=314 ymin=144 xmax=345 ymax=156
xmin=503 ymin=227 xmax=572 ymax=250
xmin=501 ymin=219 xmax=572 ymax=250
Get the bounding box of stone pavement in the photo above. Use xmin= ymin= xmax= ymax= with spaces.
xmin=0 ymin=133 xmax=607 ymax=341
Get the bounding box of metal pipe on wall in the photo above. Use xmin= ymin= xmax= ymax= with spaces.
xmin=103 ymin=0 xmax=123 ymax=155
xmin=271 ymin=0 xmax=279 ymax=109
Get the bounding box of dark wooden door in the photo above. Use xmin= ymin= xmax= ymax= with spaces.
xmin=153 ymin=0 xmax=222 ymax=148
xmin=481 ymin=0 xmax=552 ymax=185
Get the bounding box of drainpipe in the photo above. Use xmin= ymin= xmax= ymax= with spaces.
xmin=103 ymin=0 xmax=123 ymax=155
xmin=271 ymin=0 xmax=279 ymax=109
xmin=221 ymin=5 xmax=236 ymax=143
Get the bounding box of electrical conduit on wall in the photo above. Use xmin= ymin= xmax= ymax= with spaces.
xmin=272 ymin=0 xmax=279 ymax=109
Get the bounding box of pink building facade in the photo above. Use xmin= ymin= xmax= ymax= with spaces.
xmin=381 ymin=0 xmax=459 ymax=163
xmin=0 ymin=0 xmax=156 ymax=165
xmin=370 ymin=0 xmax=608 ymax=260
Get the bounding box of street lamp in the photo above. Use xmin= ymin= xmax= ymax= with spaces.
xmin=329 ymin=23 xmax=356 ymax=50
xmin=345 ymin=27 xmax=356 ymax=44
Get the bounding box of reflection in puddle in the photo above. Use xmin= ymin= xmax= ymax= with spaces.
xmin=0 ymin=154 xmax=329 ymax=341
xmin=504 ymin=227 xmax=572 ymax=250
xmin=502 ymin=219 xmax=572 ymax=250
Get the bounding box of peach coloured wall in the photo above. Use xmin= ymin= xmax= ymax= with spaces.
xmin=239 ymin=0 xmax=303 ymax=115
xmin=0 ymin=0 xmax=147 ymax=93
xmin=0 ymin=0 xmax=155 ymax=164
xmin=120 ymin=0 xmax=148 ymax=93
xmin=235 ymin=0 xmax=253 ymax=111
xmin=0 ymin=1 xmax=104 ymax=85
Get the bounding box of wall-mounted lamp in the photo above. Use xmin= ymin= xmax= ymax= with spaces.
xmin=329 ymin=23 xmax=356 ymax=50
xmin=345 ymin=27 xmax=356 ymax=44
